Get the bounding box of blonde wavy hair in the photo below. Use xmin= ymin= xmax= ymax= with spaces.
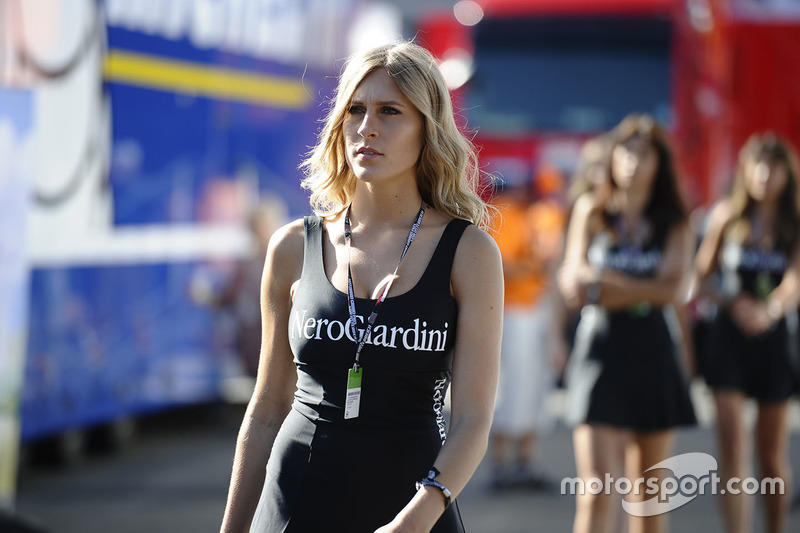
xmin=300 ymin=41 xmax=493 ymax=228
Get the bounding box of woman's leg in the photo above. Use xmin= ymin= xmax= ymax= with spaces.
xmin=626 ymin=430 xmax=675 ymax=533
xmin=573 ymin=424 xmax=629 ymax=533
xmin=714 ymin=390 xmax=751 ymax=533
xmin=488 ymin=432 xmax=510 ymax=488
xmin=756 ymin=400 xmax=792 ymax=533
xmin=490 ymin=308 xmax=538 ymax=488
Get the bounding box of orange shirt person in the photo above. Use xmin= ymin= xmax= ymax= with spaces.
xmin=488 ymin=175 xmax=566 ymax=490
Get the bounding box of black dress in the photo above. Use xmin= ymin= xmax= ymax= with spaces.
xmin=704 ymin=239 xmax=800 ymax=401
xmin=249 ymin=216 xmax=470 ymax=532
xmin=564 ymin=231 xmax=697 ymax=431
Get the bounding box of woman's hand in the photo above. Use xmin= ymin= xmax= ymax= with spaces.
xmin=730 ymin=296 xmax=775 ymax=336
xmin=557 ymin=262 xmax=599 ymax=310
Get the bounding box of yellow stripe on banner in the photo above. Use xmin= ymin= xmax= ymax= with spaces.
xmin=104 ymin=51 xmax=310 ymax=109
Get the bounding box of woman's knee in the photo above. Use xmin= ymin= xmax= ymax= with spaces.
xmin=757 ymin=450 xmax=788 ymax=480
xmin=578 ymin=490 xmax=616 ymax=515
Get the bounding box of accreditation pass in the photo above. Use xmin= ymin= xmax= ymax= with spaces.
xmin=344 ymin=367 xmax=362 ymax=419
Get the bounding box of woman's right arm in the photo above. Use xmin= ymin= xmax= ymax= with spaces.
xmin=220 ymin=220 xmax=304 ymax=533
xmin=557 ymin=192 xmax=600 ymax=310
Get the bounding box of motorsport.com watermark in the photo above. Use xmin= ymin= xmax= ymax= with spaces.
xmin=561 ymin=453 xmax=785 ymax=517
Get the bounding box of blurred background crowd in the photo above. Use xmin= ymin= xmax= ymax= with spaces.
xmin=2 ymin=0 xmax=800 ymax=531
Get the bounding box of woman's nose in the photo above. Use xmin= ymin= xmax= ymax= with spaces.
xmin=358 ymin=112 xmax=378 ymax=138
xmin=754 ymin=162 xmax=770 ymax=184
xmin=623 ymin=153 xmax=639 ymax=174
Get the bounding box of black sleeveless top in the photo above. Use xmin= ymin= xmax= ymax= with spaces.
xmin=718 ymin=240 xmax=788 ymax=301
xmin=289 ymin=216 xmax=471 ymax=433
xmin=564 ymin=229 xmax=697 ymax=430
xmin=587 ymin=231 xmax=663 ymax=316
xmin=704 ymin=231 xmax=799 ymax=401
xmin=250 ymin=216 xmax=471 ymax=533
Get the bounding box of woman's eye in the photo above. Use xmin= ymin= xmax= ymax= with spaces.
xmin=347 ymin=105 xmax=400 ymax=115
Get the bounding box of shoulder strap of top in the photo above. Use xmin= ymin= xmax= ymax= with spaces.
xmin=421 ymin=218 xmax=472 ymax=290
xmin=302 ymin=215 xmax=324 ymax=280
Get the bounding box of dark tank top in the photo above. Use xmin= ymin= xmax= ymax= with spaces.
xmin=564 ymin=226 xmax=697 ymax=430
xmin=591 ymin=238 xmax=662 ymax=277
xmin=587 ymin=230 xmax=663 ymax=316
xmin=288 ymin=216 xmax=471 ymax=434
xmin=719 ymin=240 xmax=787 ymax=301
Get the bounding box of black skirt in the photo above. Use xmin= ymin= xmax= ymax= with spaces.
xmin=564 ymin=305 xmax=697 ymax=431
xmin=250 ymin=408 xmax=465 ymax=532
xmin=704 ymin=309 xmax=799 ymax=401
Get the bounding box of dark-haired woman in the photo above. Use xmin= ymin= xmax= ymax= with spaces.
xmin=558 ymin=114 xmax=696 ymax=533
xmin=691 ymin=133 xmax=800 ymax=533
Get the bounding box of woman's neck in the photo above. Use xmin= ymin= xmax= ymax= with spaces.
xmin=613 ymin=189 xmax=648 ymax=224
xmin=750 ymin=202 xmax=777 ymax=242
xmin=348 ymin=181 xmax=424 ymax=231
xmin=609 ymin=189 xmax=651 ymax=247
xmin=752 ymin=201 xmax=777 ymax=222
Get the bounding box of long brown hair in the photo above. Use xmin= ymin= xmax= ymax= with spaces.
xmin=568 ymin=133 xmax=612 ymax=209
xmin=603 ymin=114 xmax=687 ymax=248
xmin=727 ymin=132 xmax=800 ymax=253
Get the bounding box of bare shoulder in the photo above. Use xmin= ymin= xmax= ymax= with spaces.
xmin=265 ymin=218 xmax=305 ymax=286
xmin=568 ymin=191 xmax=605 ymax=235
xmin=452 ymin=224 xmax=503 ymax=284
xmin=457 ymin=224 xmax=501 ymax=257
xmin=573 ymin=191 xmax=604 ymax=219
xmin=269 ymin=218 xmax=304 ymax=256
xmin=449 ymin=225 xmax=503 ymax=317
xmin=705 ymin=198 xmax=735 ymax=230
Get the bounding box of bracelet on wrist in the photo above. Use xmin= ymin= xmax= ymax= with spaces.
xmin=416 ymin=468 xmax=451 ymax=508
xmin=416 ymin=477 xmax=452 ymax=508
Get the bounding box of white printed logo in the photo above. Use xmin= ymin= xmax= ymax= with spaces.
xmin=621 ymin=453 xmax=716 ymax=517
xmin=562 ymin=452 xmax=786 ymax=517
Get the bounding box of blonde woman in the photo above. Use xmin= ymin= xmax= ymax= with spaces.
xmin=220 ymin=41 xmax=503 ymax=533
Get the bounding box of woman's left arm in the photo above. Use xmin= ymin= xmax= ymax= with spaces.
xmin=731 ymin=243 xmax=800 ymax=336
xmin=378 ymin=226 xmax=503 ymax=533
xmin=594 ymin=222 xmax=692 ymax=310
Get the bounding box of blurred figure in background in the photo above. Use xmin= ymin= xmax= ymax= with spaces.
xmin=559 ymin=114 xmax=696 ymax=533
xmin=690 ymin=133 xmax=800 ymax=533
xmin=192 ymin=194 xmax=289 ymax=379
xmin=213 ymin=195 xmax=288 ymax=377
xmin=562 ymin=135 xmax=614 ymax=372
xmin=489 ymin=168 xmax=567 ymax=491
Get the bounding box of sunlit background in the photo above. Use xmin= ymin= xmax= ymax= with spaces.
xmin=2 ymin=0 xmax=800 ymax=531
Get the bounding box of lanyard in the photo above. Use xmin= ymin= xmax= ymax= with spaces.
xmin=344 ymin=202 xmax=426 ymax=371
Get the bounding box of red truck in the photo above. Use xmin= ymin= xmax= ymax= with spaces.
xmin=419 ymin=0 xmax=800 ymax=208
